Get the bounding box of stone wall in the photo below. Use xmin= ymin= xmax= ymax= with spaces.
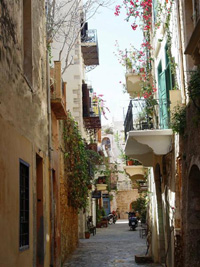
xmin=181 ymin=103 xmax=200 ymax=267
xmin=0 ymin=0 xmax=50 ymax=266
xmin=116 ymin=189 xmax=139 ymax=219
xmin=60 ymin=173 xmax=79 ymax=264
xmin=60 ymin=122 xmax=79 ymax=264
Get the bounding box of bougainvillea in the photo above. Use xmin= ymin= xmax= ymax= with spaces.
xmin=92 ymin=93 xmax=110 ymax=120
xmin=115 ymin=0 xmax=175 ymax=116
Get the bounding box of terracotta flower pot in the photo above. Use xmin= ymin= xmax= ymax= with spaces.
xmin=127 ymin=160 xmax=133 ymax=166
xmin=85 ymin=232 xmax=90 ymax=239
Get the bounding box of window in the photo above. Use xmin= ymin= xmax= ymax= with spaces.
xmin=165 ymin=44 xmax=174 ymax=91
xmin=19 ymin=160 xmax=29 ymax=249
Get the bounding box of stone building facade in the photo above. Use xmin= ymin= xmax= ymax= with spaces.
xmin=177 ymin=1 xmax=200 ymax=266
xmin=123 ymin=0 xmax=200 ymax=266
xmin=0 ymin=0 xmax=50 ymax=266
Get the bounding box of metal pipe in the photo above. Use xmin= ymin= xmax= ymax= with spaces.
xmin=46 ymin=50 xmax=54 ymax=267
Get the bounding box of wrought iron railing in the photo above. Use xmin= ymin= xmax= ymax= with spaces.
xmin=124 ymin=98 xmax=170 ymax=140
xmin=81 ymin=29 xmax=98 ymax=44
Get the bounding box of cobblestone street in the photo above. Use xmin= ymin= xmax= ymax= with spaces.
xmin=64 ymin=220 xmax=161 ymax=267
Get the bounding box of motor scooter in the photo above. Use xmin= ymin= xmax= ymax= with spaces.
xmin=106 ymin=212 xmax=117 ymax=224
xmin=127 ymin=212 xmax=138 ymax=230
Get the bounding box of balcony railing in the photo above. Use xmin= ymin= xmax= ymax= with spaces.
xmin=124 ymin=98 xmax=171 ymax=140
xmin=82 ymin=83 xmax=101 ymax=131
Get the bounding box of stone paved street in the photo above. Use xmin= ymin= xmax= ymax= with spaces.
xmin=64 ymin=220 xmax=162 ymax=267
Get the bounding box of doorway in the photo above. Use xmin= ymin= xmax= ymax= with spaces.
xmin=155 ymin=163 xmax=165 ymax=263
xmin=186 ymin=164 xmax=200 ymax=266
xmin=36 ymin=154 xmax=44 ymax=266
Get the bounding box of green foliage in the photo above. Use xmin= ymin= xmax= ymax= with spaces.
xmin=63 ymin=112 xmax=102 ymax=210
xmin=131 ymin=193 xmax=148 ymax=223
xmin=96 ymin=207 xmax=102 ymax=223
xmin=104 ymin=127 xmax=114 ymax=135
xmin=170 ymin=105 xmax=186 ymax=135
xmin=47 ymin=43 xmax=53 ymax=65
xmin=101 ymin=207 xmax=106 ymax=216
xmin=109 ymin=194 xmax=114 ymax=201
xmin=188 ymin=68 xmax=200 ymax=113
xmin=114 ymin=132 xmax=126 ymax=163
xmin=188 ymin=68 xmax=200 ymax=98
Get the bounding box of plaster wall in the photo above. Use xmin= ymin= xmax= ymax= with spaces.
xmin=0 ymin=117 xmax=50 ymax=267
xmin=148 ymin=167 xmax=159 ymax=263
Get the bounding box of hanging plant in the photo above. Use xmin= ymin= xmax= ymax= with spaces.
xmin=170 ymin=105 xmax=186 ymax=135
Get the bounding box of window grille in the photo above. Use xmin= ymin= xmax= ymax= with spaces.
xmin=19 ymin=160 xmax=29 ymax=249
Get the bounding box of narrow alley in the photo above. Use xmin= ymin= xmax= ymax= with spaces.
xmin=64 ymin=220 xmax=161 ymax=267
xmin=1 ymin=1 xmax=200 ymax=266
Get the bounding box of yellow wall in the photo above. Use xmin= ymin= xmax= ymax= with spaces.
xmin=0 ymin=118 xmax=50 ymax=267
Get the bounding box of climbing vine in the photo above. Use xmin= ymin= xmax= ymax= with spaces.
xmin=188 ymin=67 xmax=200 ymax=113
xmin=63 ymin=112 xmax=102 ymax=209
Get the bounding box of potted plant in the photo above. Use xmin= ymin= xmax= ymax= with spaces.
xmin=85 ymin=231 xmax=90 ymax=239
xmin=127 ymin=159 xmax=134 ymax=166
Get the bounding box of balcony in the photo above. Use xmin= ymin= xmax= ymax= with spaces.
xmin=96 ymin=184 xmax=107 ymax=191
xmin=96 ymin=176 xmax=107 ymax=191
xmin=82 ymin=83 xmax=101 ymax=131
xmin=124 ymin=165 xmax=148 ymax=183
xmin=125 ymin=73 xmax=141 ymax=97
xmin=50 ymin=61 xmax=67 ymax=120
xmin=81 ymin=24 xmax=99 ymax=66
xmin=124 ymin=99 xmax=173 ymax=166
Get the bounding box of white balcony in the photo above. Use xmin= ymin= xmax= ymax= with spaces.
xmin=124 ymin=165 xmax=148 ymax=183
xmin=125 ymin=73 xmax=141 ymax=97
xmin=96 ymin=184 xmax=107 ymax=191
xmin=125 ymin=129 xmax=173 ymax=167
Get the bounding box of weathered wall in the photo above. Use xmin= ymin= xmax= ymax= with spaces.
xmin=116 ymin=189 xmax=139 ymax=219
xmin=60 ymin=170 xmax=79 ymax=264
xmin=0 ymin=0 xmax=48 ymax=147
xmin=0 ymin=0 xmax=50 ymax=266
xmin=59 ymin=122 xmax=79 ymax=264
xmin=181 ymin=103 xmax=200 ymax=267
xmin=51 ymin=112 xmax=61 ymax=266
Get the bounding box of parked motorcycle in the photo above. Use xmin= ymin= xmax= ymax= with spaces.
xmin=107 ymin=213 xmax=117 ymax=224
xmin=127 ymin=212 xmax=138 ymax=230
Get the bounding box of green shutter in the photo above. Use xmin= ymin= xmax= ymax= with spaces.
xmin=158 ymin=70 xmax=169 ymax=129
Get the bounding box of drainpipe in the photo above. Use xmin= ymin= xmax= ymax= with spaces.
xmin=177 ymin=0 xmax=186 ymax=104
xmin=46 ymin=51 xmax=54 ymax=267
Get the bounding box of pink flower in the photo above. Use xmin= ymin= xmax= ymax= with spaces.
xmin=131 ymin=23 xmax=138 ymax=30
xmin=114 ymin=5 xmax=121 ymax=16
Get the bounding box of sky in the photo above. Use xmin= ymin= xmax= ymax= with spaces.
xmin=86 ymin=2 xmax=143 ymax=126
